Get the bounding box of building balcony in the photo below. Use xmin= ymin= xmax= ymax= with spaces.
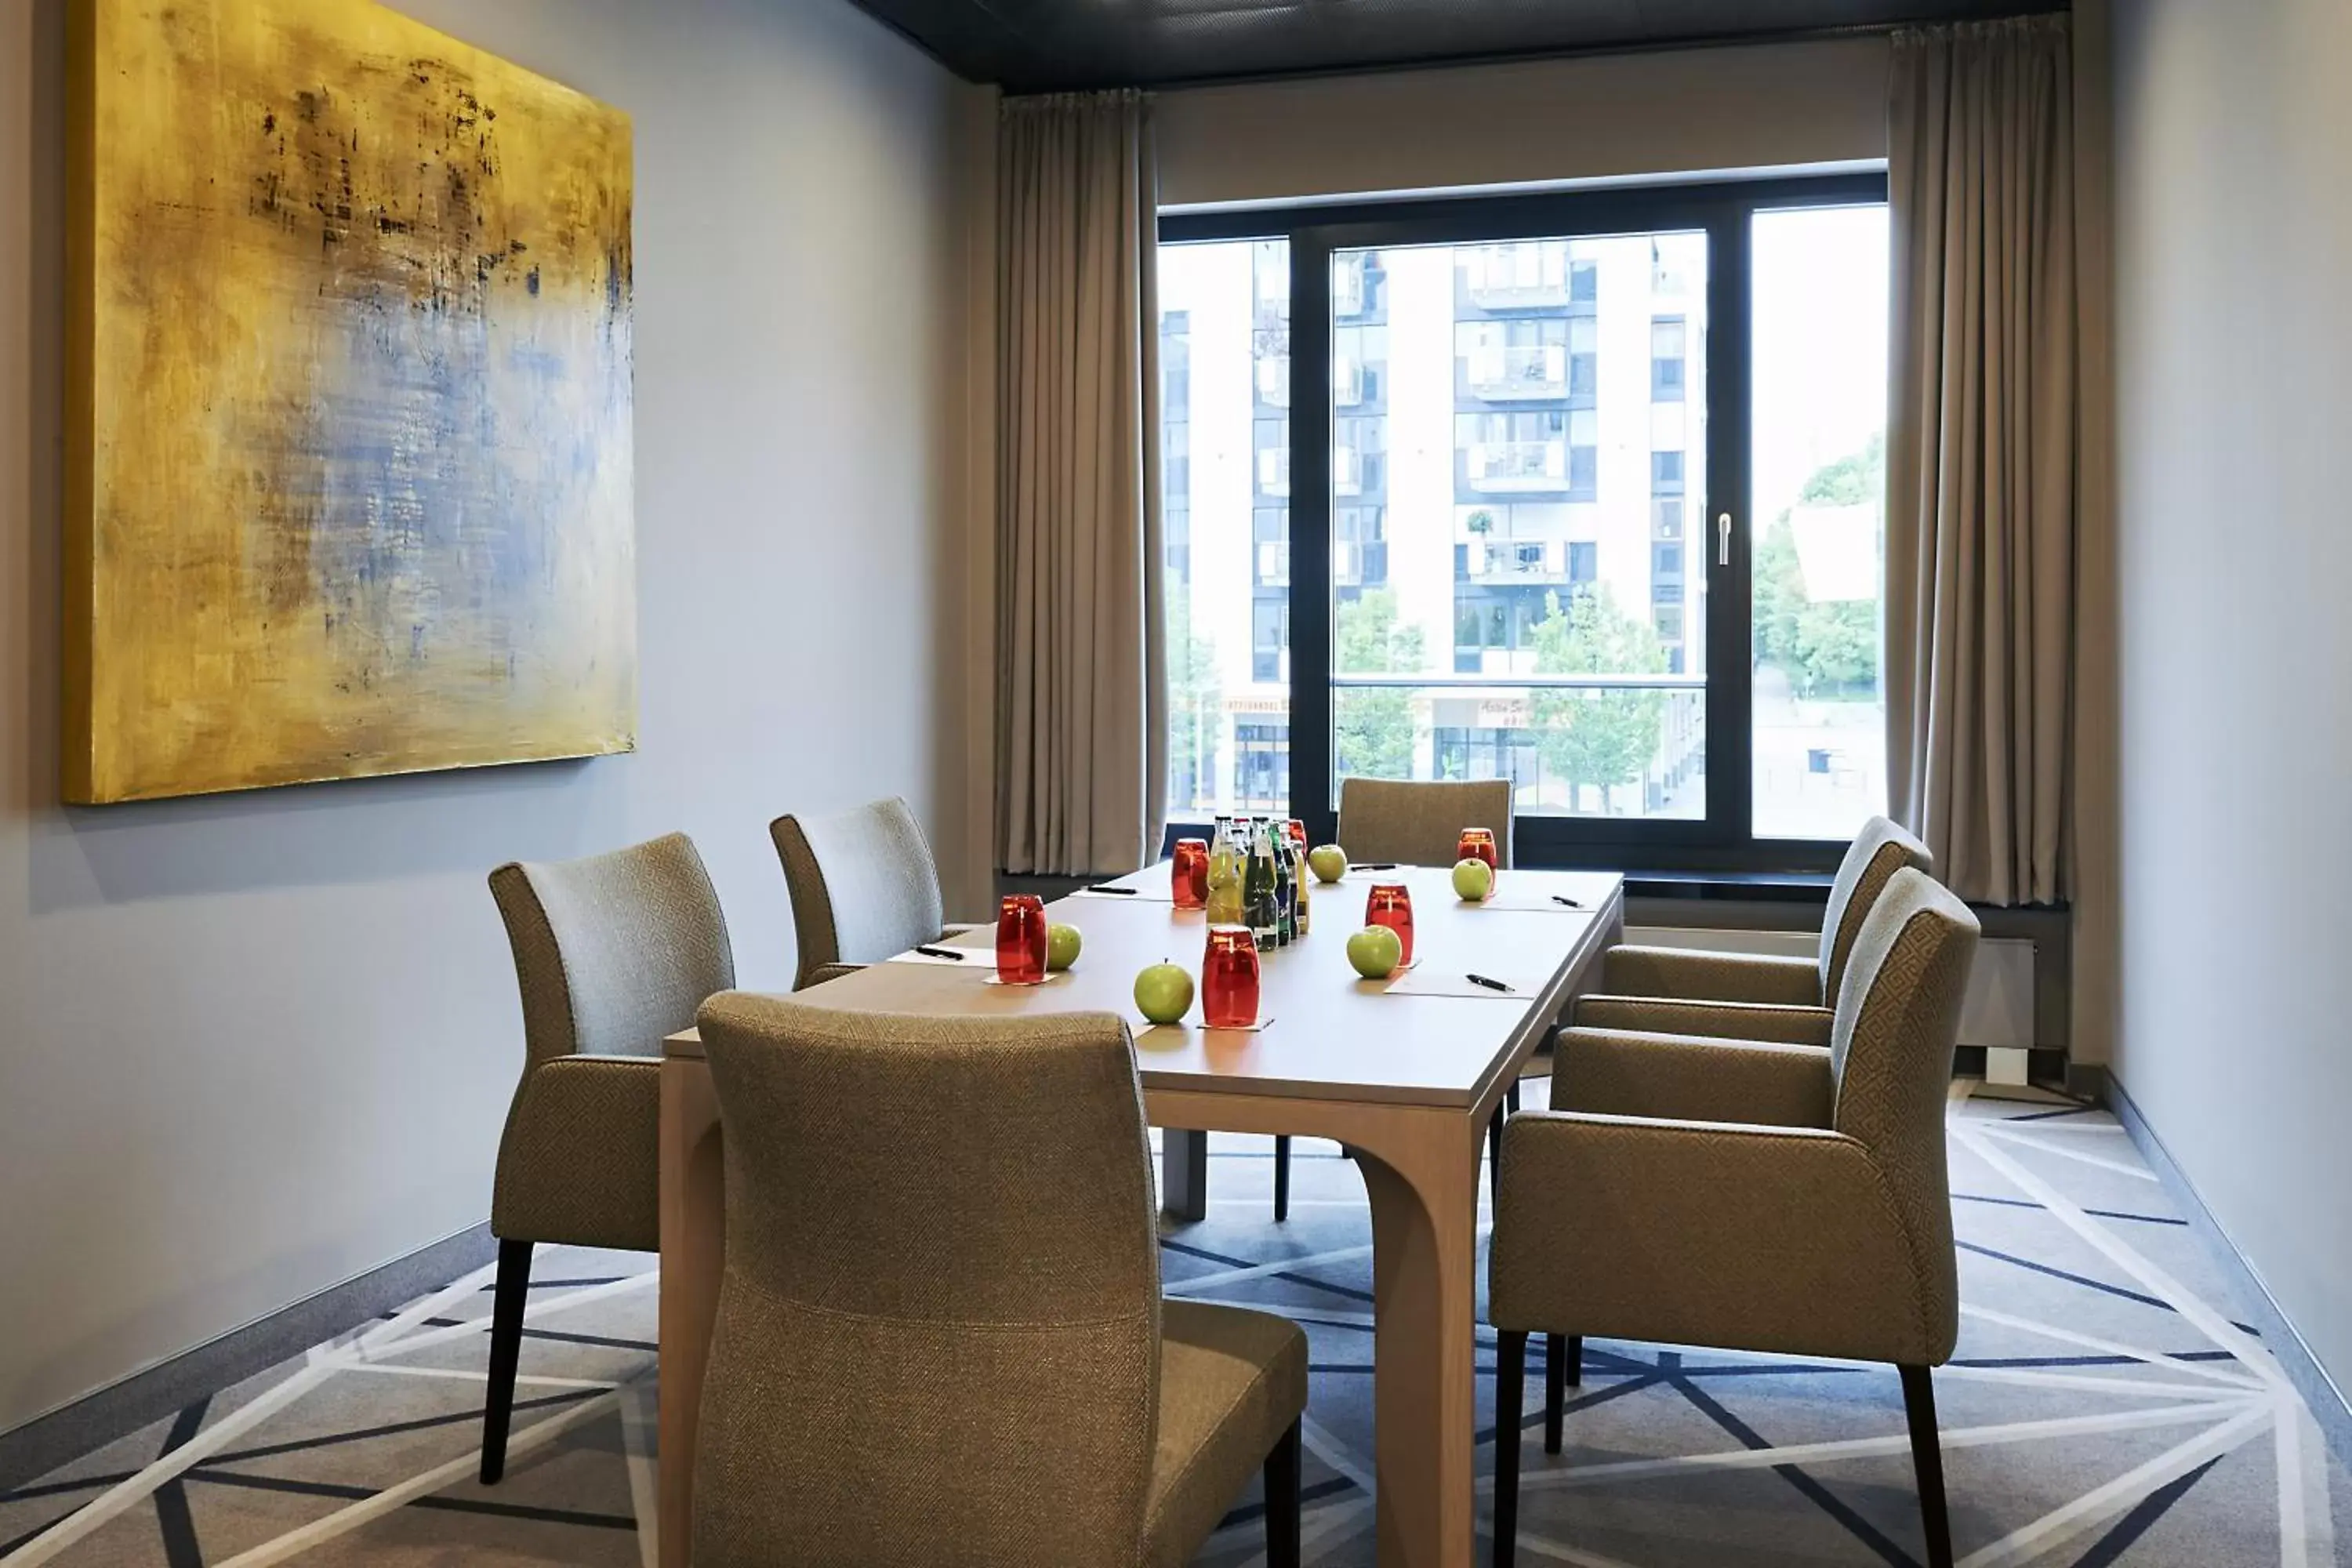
xmin=1256 ymin=540 xmax=1289 ymax=587
xmin=1258 ymin=448 xmax=1289 ymax=498
xmin=1465 ymin=440 xmax=1568 ymax=493
xmin=1464 ymin=539 xmax=1571 ymax=582
xmin=1261 ymin=447 xmax=1368 ymax=497
xmin=1334 ymin=357 xmax=1366 ymax=407
xmin=1260 ymin=356 xmax=1363 ymax=408
xmin=1256 ymin=354 xmax=1290 ymax=409
xmin=1465 ymin=345 xmax=1566 ymax=400
xmin=1461 ymin=245 xmax=1570 ymax=309
xmin=1334 ymin=256 xmax=1367 ymax=318
xmin=1334 ymin=446 xmax=1363 ymax=497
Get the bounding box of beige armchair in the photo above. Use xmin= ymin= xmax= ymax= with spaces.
xmin=1575 ymin=812 xmax=1933 ymax=1048
xmin=772 ymin=796 xmax=978 ymax=989
xmin=691 ymin=994 xmax=1308 ymax=1568
xmin=1335 ymin=775 xmax=1514 ymax=869
xmin=481 ymin=832 xmax=733 ymax=1483
xmin=1489 ymin=867 xmax=1978 ymax=1568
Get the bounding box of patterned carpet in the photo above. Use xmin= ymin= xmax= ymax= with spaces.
xmin=4 ymin=1085 xmax=2345 ymax=1566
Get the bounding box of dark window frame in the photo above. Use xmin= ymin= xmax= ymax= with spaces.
xmin=1161 ymin=171 xmax=1887 ymax=874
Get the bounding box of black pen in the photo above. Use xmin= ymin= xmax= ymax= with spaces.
xmin=1466 ymin=973 xmax=1513 ymax=993
xmin=914 ymin=945 xmax=967 ymax=960
xmin=1356 ymin=862 xmax=1399 ymax=871
xmin=1085 ymin=884 xmax=1141 ymax=895
xmin=1550 ymin=895 xmax=1586 ymax=909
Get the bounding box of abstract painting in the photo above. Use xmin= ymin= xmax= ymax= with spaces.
xmin=64 ymin=0 xmax=636 ymax=804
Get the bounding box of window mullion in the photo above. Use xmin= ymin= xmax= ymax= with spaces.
xmin=1288 ymin=230 xmax=1336 ymax=843
xmin=1703 ymin=202 xmax=1755 ymax=848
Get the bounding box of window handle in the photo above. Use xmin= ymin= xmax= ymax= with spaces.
xmin=1717 ymin=513 xmax=1732 ymax=568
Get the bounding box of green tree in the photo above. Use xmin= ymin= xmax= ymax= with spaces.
xmin=1755 ymin=434 xmax=1884 ymax=697
xmin=1333 ymin=588 xmax=1423 ymax=782
xmin=1166 ymin=584 xmax=1222 ymax=809
xmin=1526 ymin=586 xmax=1668 ymax=813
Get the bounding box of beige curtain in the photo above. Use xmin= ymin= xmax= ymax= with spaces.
xmin=995 ymin=91 xmax=1165 ymax=877
xmin=1886 ymin=17 xmax=2077 ymax=906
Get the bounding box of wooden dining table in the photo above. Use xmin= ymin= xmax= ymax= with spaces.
xmin=658 ymin=859 xmax=1624 ymax=1568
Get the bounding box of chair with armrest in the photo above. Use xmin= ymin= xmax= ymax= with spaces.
xmin=771 ymin=796 xmax=978 ymax=990
xmin=480 ymin=831 xmax=734 ymax=1484
xmin=1573 ymin=812 xmax=1933 ymax=1048
xmin=691 ymin=993 xmax=1307 ymax=1568
xmin=1489 ymin=866 xmax=1978 ymax=1568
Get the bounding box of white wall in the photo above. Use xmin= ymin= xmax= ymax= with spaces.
xmin=0 ymin=0 xmax=987 ymax=1432
xmin=2110 ymin=0 xmax=2352 ymax=1399
xmin=1156 ymin=38 xmax=1890 ymax=209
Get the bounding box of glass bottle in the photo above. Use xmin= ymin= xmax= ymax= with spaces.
xmin=1290 ymin=828 xmax=1312 ymax=936
xmin=1274 ymin=821 xmax=1297 ymax=946
xmin=1248 ymin=821 xmax=1279 ymax=952
xmin=1205 ymin=818 xmax=1243 ymax=924
xmin=1209 ymin=815 xmax=1236 ymax=889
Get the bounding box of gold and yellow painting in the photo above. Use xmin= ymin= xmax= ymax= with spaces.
xmin=64 ymin=0 xmax=635 ymax=804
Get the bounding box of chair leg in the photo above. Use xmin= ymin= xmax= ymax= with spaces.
xmin=1543 ymin=1333 xmax=1576 ymax=1453
xmin=1900 ymin=1365 xmax=1954 ymax=1568
xmin=479 ymin=1239 xmax=533 ymax=1484
xmin=1265 ymin=1418 xmax=1301 ymax=1568
xmin=1273 ymin=1134 xmax=1292 ymax=1222
xmin=1493 ymin=1330 xmax=1526 ymax=1567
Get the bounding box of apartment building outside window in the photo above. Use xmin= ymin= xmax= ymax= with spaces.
xmin=1158 ymin=176 xmax=1888 ymax=867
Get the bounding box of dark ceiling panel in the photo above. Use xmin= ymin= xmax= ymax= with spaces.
xmin=849 ymin=0 xmax=2068 ymax=93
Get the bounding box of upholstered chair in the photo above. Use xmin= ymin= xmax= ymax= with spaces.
xmin=771 ymin=797 xmax=977 ymax=990
xmin=1574 ymin=813 xmax=1933 ymax=1047
xmin=1487 ymin=868 xmax=1978 ymax=1568
xmin=691 ymin=993 xmax=1307 ymax=1568
xmin=480 ymin=832 xmax=734 ymax=1483
xmin=1334 ymin=776 xmax=1514 ymax=870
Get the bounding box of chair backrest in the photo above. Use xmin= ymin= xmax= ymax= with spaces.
xmin=1335 ymin=777 xmax=1515 ymax=869
xmin=771 ymin=797 xmax=949 ymax=988
xmin=691 ymin=995 xmax=1161 ymax=1567
xmin=488 ymin=833 xmax=735 ymax=1068
xmin=1828 ymin=867 xmax=1980 ymax=1354
xmin=1818 ymin=815 xmax=1935 ymax=1000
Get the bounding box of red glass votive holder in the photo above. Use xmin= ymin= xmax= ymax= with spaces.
xmin=1203 ymin=926 xmax=1262 ymax=1028
xmin=1365 ymin=883 xmax=1415 ymax=968
xmin=996 ymin=894 xmax=1048 ymax=984
xmin=1172 ymin=838 xmax=1210 ymax=910
xmin=1457 ymin=827 xmax=1499 ymax=874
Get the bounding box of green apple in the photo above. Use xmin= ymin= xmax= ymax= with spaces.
xmin=1452 ymin=857 xmax=1495 ymax=902
xmin=1346 ymin=924 xmax=1403 ymax=979
xmin=1308 ymin=844 xmax=1349 ymax=884
xmin=1134 ymin=961 xmax=1195 ymax=1025
xmin=1047 ymin=922 xmax=1083 ymax=971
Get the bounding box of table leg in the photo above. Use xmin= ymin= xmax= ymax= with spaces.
xmin=1160 ymin=1127 xmax=1208 ymax=1222
xmin=1355 ymin=1114 xmax=1484 ymax=1568
xmin=659 ymin=1057 xmax=724 ymax=1568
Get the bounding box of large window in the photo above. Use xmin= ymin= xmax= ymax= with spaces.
xmin=1751 ymin=205 xmax=1890 ymax=840
xmin=1160 ymin=178 xmax=1889 ymax=868
xmin=1160 ymin=239 xmax=1290 ymax=818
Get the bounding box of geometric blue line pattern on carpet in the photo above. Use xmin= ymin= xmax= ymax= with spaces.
xmin=0 ymin=1085 xmax=2344 ymax=1566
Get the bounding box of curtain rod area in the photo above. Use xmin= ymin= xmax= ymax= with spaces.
xmin=997 ymin=5 xmax=2071 ymax=98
